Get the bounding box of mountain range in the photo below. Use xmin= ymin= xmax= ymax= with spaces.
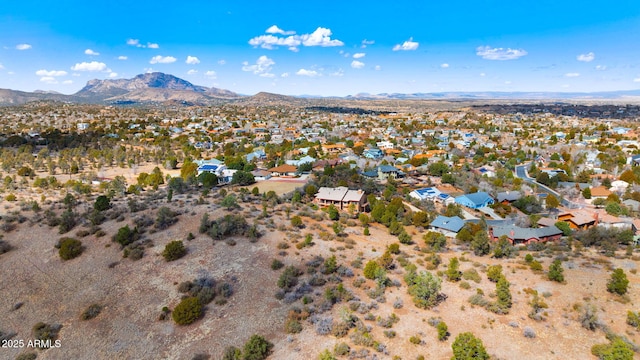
xmin=1 ymin=72 xmax=639 ymax=106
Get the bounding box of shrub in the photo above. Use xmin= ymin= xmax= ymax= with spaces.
xmin=451 ymin=332 xmax=489 ymax=360
xmin=172 ymin=297 xmax=203 ymax=325
xmin=530 ymin=260 xmax=543 ymax=271
xmin=591 ymin=338 xmax=634 ymax=360
xmin=409 ymin=335 xmax=421 ymax=345
xmin=242 ymin=334 xmax=273 ymax=360
xmin=486 ymin=265 xmax=503 ymax=282
xmin=548 ymin=260 xmax=565 ymax=282
xmin=405 ymin=270 xmax=442 ymax=309
xmin=334 ymin=342 xmax=350 ymax=356
xmin=437 ymin=321 xmax=449 ymax=341
xmin=523 ymin=327 xmax=536 ymax=339
xmin=15 ymin=352 xmax=38 ymax=360
xmin=113 ymin=225 xmax=140 ymax=247
xmin=445 ymin=257 xmax=462 ymax=282
xmin=270 ymin=259 xmax=284 ymax=270
xmin=607 ymin=268 xmax=629 ymax=295
xmin=580 ymin=303 xmax=600 ymax=331
xmin=318 ymin=349 xmax=336 ymax=360
xmin=462 ymin=268 xmax=481 ymax=283
xmin=163 ymin=240 xmax=187 ymax=262
xmin=81 ymin=304 xmax=102 ymax=320
xmin=0 ymin=240 xmax=13 ymax=255
xmin=626 ymin=311 xmax=640 ymax=329
xmin=496 ymin=276 xmax=512 ymax=312
xmin=94 ymin=195 xmax=111 ymax=212
xmin=290 ymin=216 xmax=304 ymax=228
xmin=277 ymin=266 xmax=301 ymax=290
xmin=32 ymin=322 xmax=61 ymax=344
xmin=222 ymin=346 xmax=242 ymax=360
xmin=58 ymin=237 xmax=83 ymax=260
xmin=363 ymin=260 xmax=380 ymax=280
xmin=524 ymin=253 xmax=534 ymax=263
xmin=156 ymin=207 xmax=178 ymax=229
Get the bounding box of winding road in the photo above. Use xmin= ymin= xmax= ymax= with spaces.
xmin=514 ymin=163 xmax=582 ymax=209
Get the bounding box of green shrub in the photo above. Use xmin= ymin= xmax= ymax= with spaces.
xmin=437 ymin=321 xmax=449 ymax=341
xmin=81 ymin=304 xmax=102 ymax=320
xmin=32 ymin=322 xmax=61 ymax=344
xmin=607 ymin=268 xmax=629 ymax=295
xmin=163 ymin=240 xmax=187 ymax=262
xmin=113 ymin=225 xmax=140 ymax=247
xmin=58 ymin=237 xmax=83 ymax=260
xmin=242 ymin=334 xmax=273 ymax=360
xmin=172 ymin=297 xmax=203 ymax=325
xmin=548 ymin=260 xmax=565 ymax=282
xmin=451 ymin=332 xmax=489 ymax=360
xmin=487 ymin=265 xmax=503 ymax=282
xmin=270 ymin=259 xmax=284 ymax=270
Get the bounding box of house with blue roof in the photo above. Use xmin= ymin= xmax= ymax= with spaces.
xmin=245 ymin=149 xmax=266 ymax=162
xmin=363 ymin=148 xmax=384 ymax=159
xmin=362 ymin=165 xmax=403 ymax=181
xmin=197 ymin=163 xmax=227 ymax=178
xmin=429 ymin=215 xmax=465 ymax=235
xmin=410 ymin=187 xmax=441 ymax=201
xmin=455 ymin=192 xmax=494 ymax=209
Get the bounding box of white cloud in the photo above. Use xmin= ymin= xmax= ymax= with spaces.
xmin=35 ymin=69 xmax=68 ymax=77
xmin=16 ymin=44 xmax=32 ymax=50
xmin=565 ymin=72 xmax=580 ymax=77
xmin=361 ymin=39 xmax=374 ymax=48
xmin=0 ymin=63 xmax=4 ymax=69
xmin=633 ymin=78 xmax=640 ymax=83
xmin=242 ymin=55 xmax=275 ymax=77
xmin=84 ymin=49 xmax=100 ymax=56
xmin=40 ymin=77 xmax=57 ymax=84
xmin=266 ymin=25 xmax=295 ymax=35
xmin=595 ymin=65 xmax=607 ymax=71
xmin=480 ymin=72 xmax=486 ymax=77
xmin=187 ymin=69 xmax=198 ymax=75
xmin=353 ymin=53 xmax=366 ymax=59
xmin=118 ymin=55 xmax=128 ymax=60
xmin=62 ymin=80 xmax=73 ymax=85
xmin=71 ymin=61 xmax=108 ymax=71
xmin=393 ymin=38 xmax=419 ymax=51
xmin=186 ymin=56 xmax=200 ymax=65
xmin=109 ymin=72 xmax=118 ymax=78
xmin=249 ymin=27 xmax=343 ymax=51
xmin=504 ymin=80 xmax=512 ymax=84
xmin=149 ymin=55 xmax=177 ymax=64
xmin=577 ymin=52 xmax=595 ymax=62
xmin=205 ymin=70 xmax=217 ymax=78
xmin=374 ymin=65 xmax=381 ymax=71
xmin=351 ymin=60 xmax=365 ymax=69
xmin=281 ymin=72 xmax=289 ymax=78
xmin=127 ymin=39 xmax=159 ymax=48
xmin=296 ymin=69 xmax=320 ymax=77
xmin=330 ymin=69 xmax=344 ymax=77
xmin=218 ymin=59 xmax=226 ymax=65
xmin=440 ymin=63 xmax=449 ymax=68
xmin=476 ymin=46 xmax=527 ymax=60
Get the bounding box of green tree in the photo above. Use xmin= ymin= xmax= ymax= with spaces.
xmin=231 ymin=170 xmax=256 ymax=186
xmin=548 ymin=260 xmax=564 ymax=282
xmin=445 ymin=257 xmax=462 ymax=282
xmin=591 ymin=338 xmax=634 ymax=360
xmin=607 ymin=268 xmax=629 ymax=295
xmin=451 ymin=332 xmax=489 ymax=360
xmin=328 ymin=204 xmax=340 ymax=220
xmin=198 ymin=172 xmax=218 ymax=188
xmin=471 ymin=231 xmax=491 ymax=256
xmin=555 ymin=221 xmax=572 ymax=236
xmin=582 ymin=187 xmax=592 ymax=199
xmin=180 ymin=161 xmax=198 ymax=181
xmin=405 ymin=270 xmax=442 ymax=309
xmin=363 ymin=260 xmax=380 ymax=280
xmin=172 ymin=297 xmax=202 ymax=325
xmin=290 ymin=216 xmax=304 ymax=228
xmin=162 ymin=240 xmax=187 ymax=262
xmin=220 ymin=194 xmax=238 ymax=210
xmin=156 ymin=207 xmax=177 ymax=229
xmin=546 ymin=194 xmax=560 ymax=210
xmin=492 ymin=236 xmax=513 ymax=258
xmin=424 ymin=231 xmax=447 ymax=252
xmin=242 ymin=334 xmax=273 ymax=360
xmin=94 ymin=195 xmax=111 ymax=212
xmin=496 ymin=276 xmax=512 ymax=311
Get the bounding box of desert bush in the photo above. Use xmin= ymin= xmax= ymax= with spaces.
xmin=409 ymin=335 xmax=421 ymax=345
xmin=15 ymin=352 xmax=38 ymax=360
xmin=318 ymin=349 xmax=336 ymax=360
xmin=172 ymin=297 xmax=203 ymax=325
xmin=523 ymin=327 xmax=536 ymax=338
xmin=486 ymin=265 xmax=503 ymax=282
xmin=607 ymin=268 xmax=629 ymax=295
xmin=58 ymin=210 xmax=77 ymax=234
xmin=548 ymin=260 xmax=565 ymax=282
xmin=81 ymin=304 xmax=102 ymax=320
xmin=334 ymin=342 xmax=350 ymax=356
xmin=580 ymin=303 xmax=600 ymax=331
xmin=462 ymin=268 xmax=481 ymax=283
xmin=94 ymin=195 xmax=111 ymax=212
xmin=242 ymin=334 xmax=273 ymax=360
xmin=445 ymin=257 xmax=462 ymax=282
xmin=271 ymin=259 xmax=284 ymax=270
xmin=32 ymin=322 xmax=61 ymax=344
xmin=113 ymin=225 xmax=140 ymax=247
xmin=451 ymin=332 xmax=489 ymax=360
xmin=437 ymin=321 xmax=449 ymax=341
xmin=156 ymin=207 xmax=178 ymax=229
xmin=278 ymin=266 xmax=301 ymax=290
xmin=626 ymin=311 xmax=640 ymax=329
xmin=163 ymin=240 xmax=187 ymax=262
xmin=405 ymin=270 xmax=442 ymax=309
xmin=529 ymin=260 xmax=543 ymax=271
xmin=57 ymin=237 xmax=83 ymax=260
xmin=591 ymin=338 xmax=634 ymax=360
xmin=0 ymin=240 xmax=13 ymax=255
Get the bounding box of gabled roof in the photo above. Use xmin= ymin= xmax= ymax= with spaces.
xmin=456 ymin=192 xmax=493 ymax=206
xmin=268 ymin=164 xmax=298 ymax=173
xmin=492 ymin=224 xmax=562 ymax=240
xmin=497 ymin=191 xmax=522 ymax=202
xmin=430 ymin=215 xmax=465 ymax=233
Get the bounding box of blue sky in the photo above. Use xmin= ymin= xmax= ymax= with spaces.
xmin=1 ymin=0 xmax=640 ymax=96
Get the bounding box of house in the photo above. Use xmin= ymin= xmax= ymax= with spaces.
xmin=362 ymin=165 xmax=404 ymax=181
xmin=590 ymin=186 xmax=612 ymax=199
xmin=474 ymin=166 xmax=496 ymax=178
xmin=455 ymin=192 xmax=494 ymax=209
xmin=489 ymin=224 xmax=563 ymax=245
xmin=267 ymin=164 xmax=298 ymax=177
xmin=410 ymin=187 xmax=455 ymax=205
xmin=596 ymin=212 xmax=637 ymax=232
xmin=558 ymin=211 xmax=597 ymax=230
xmin=314 ymin=187 xmax=367 ymax=212
xmin=245 ymin=150 xmax=266 ymax=162
xmin=429 ymin=215 xmax=465 ymax=235
xmin=496 ymin=191 xmax=522 ymax=204
xmin=628 ymin=154 xmax=640 ymax=166
xmin=363 ymin=148 xmax=384 ymax=159
xmin=286 ymin=155 xmax=316 ymax=167
xmin=197 ymin=163 xmax=227 ymax=177
xmin=610 ymin=180 xmax=629 ymax=193
xmin=251 ymin=169 xmax=272 ymax=181
xmin=622 ymin=199 xmax=640 ymax=212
